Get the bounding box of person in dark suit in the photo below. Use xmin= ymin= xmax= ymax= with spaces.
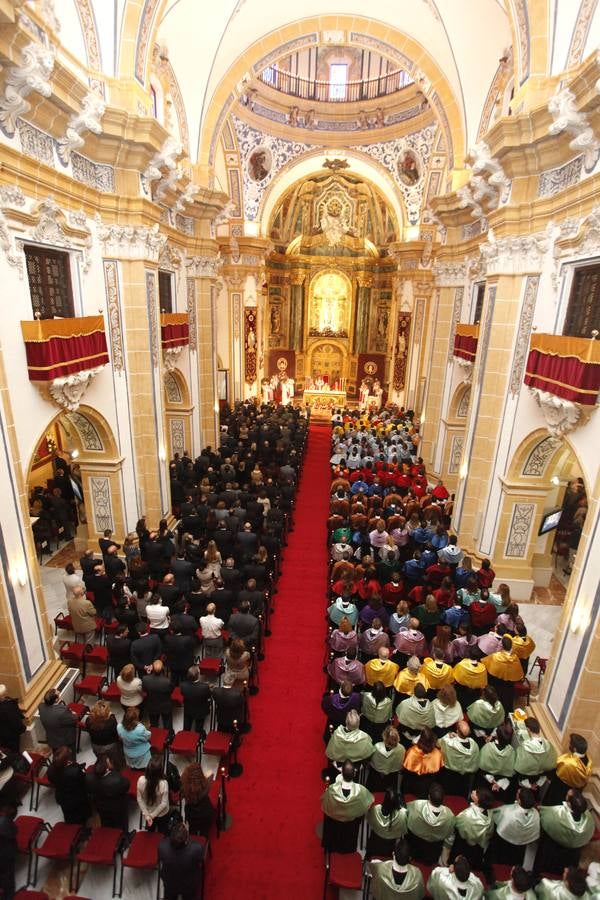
xmin=106 ymin=625 xmax=132 ymax=676
xmin=85 ymin=753 xmax=129 ymax=831
xmin=130 ymin=623 xmax=162 ymax=676
xmin=213 ymin=522 xmax=234 ymax=559
xmin=144 ymin=532 xmax=169 ymax=580
xmin=211 ymin=579 xmax=235 ymax=623
xmin=105 ymin=545 xmax=126 ymax=580
xmin=158 ymin=821 xmax=205 ymax=900
xmin=90 ymin=564 xmax=114 ymax=620
xmin=172 ymin=553 xmax=195 ymax=595
xmin=0 ymin=685 xmax=25 ymax=752
xmin=99 ymin=529 xmax=120 ymax=559
xmin=212 ymin=677 xmax=244 ymax=732
xmin=80 ymin=549 xmax=97 ymax=590
xmin=47 ymin=746 xmax=90 ymax=824
xmin=227 ymin=600 xmax=260 ymax=647
xmin=181 ymin=666 xmax=211 ymax=733
xmin=142 ymin=660 xmax=174 ymax=731
xmin=0 ymin=802 xmax=17 ymax=900
xmin=39 ymin=689 xmax=77 ymax=756
xmin=163 ymin=625 xmax=195 ymax=685
xmin=157 ymin=574 xmax=181 ymax=611
xmin=220 ymin=558 xmax=242 ymax=594
xmin=237 ymin=579 xmax=266 ymax=616
xmin=235 ymin=522 xmax=258 ymax=564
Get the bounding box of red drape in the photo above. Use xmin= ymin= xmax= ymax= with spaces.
xmin=525 ymin=349 xmax=600 ymax=405
xmin=23 ymin=330 xmax=109 ymax=381
xmin=453 ymin=332 xmax=478 ymax=362
xmin=160 ymin=322 xmax=189 ymax=349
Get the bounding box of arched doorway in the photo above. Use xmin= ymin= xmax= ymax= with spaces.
xmin=27 ymin=406 xmax=124 ymax=556
xmin=163 ymin=368 xmax=193 ymax=460
xmin=492 ymin=429 xmax=588 ymax=602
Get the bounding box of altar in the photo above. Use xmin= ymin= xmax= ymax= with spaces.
xmin=303 ymin=389 xmax=347 ymax=420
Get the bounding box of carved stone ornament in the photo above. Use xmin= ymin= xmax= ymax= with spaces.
xmin=97 ymin=221 xmax=167 ymax=261
xmin=142 ymin=137 xmax=183 ymax=193
xmin=58 ymin=89 xmax=106 ymax=164
xmin=187 ymin=254 xmax=221 ymax=278
xmin=548 ymin=87 xmax=600 ymax=170
xmin=173 ymin=182 xmax=199 ymax=213
xmin=0 ymin=42 xmax=55 ymax=137
xmin=528 ymin=387 xmax=589 ymax=437
xmin=432 ymin=262 xmax=466 ymax=286
xmin=454 ymin=357 xmax=474 ymax=383
xmin=46 ymin=366 xmax=106 ymax=412
xmin=481 ymin=228 xmax=549 ymax=276
xmin=164 ymin=346 xmax=183 ymax=372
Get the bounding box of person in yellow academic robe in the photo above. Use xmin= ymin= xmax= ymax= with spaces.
xmin=394 ymin=656 xmax=428 ymax=699
xmin=511 ymin=624 xmax=536 ymax=675
xmin=453 ymin=646 xmax=488 ymax=709
xmin=422 ymin=649 xmax=454 ymax=695
xmin=482 ymin=636 xmax=524 ymax=714
xmin=544 ymin=733 xmax=594 ymax=805
xmin=365 ymin=647 xmax=400 ymax=688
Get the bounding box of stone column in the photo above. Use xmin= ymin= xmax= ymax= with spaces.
xmin=99 ymin=227 xmax=171 ymax=526
xmin=187 ymin=255 xmax=220 ymax=450
xmin=222 ymin=271 xmax=245 ymax=403
xmin=354 ymin=275 xmax=372 ymax=354
xmin=289 ymin=273 xmax=305 ymax=351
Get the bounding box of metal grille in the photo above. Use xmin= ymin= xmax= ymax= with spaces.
xmin=25 ymin=245 xmax=74 ymax=319
xmin=158 ymin=270 xmax=173 ymax=313
xmin=564 ymin=265 xmax=600 ymax=337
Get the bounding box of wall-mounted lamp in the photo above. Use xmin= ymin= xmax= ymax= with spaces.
xmin=420 ymin=412 xmax=426 ymax=426
xmin=570 ymin=598 xmax=590 ymax=634
xmin=158 ymin=445 xmax=167 ymax=463
xmin=459 ymin=461 xmax=469 ymax=480
xmin=550 ymin=475 xmax=560 ymax=486
xmin=70 ymin=449 xmax=79 ymax=460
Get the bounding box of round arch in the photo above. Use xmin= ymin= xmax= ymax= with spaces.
xmin=260 ymin=149 xmax=406 ymax=240
xmin=197 ymin=14 xmax=466 ymax=172
xmin=163 ymin=368 xmax=193 ymax=461
xmin=449 ymin=382 xmax=471 ymax=420
xmin=26 ymin=405 xmax=125 ymax=546
xmin=507 ymin=428 xmax=590 ymax=498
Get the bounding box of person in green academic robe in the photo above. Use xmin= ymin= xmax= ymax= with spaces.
xmin=513 ymin=716 xmax=557 ymax=788
xmin=396 ymin=682 xmax=435 ymax=746
xmin=439 ymin=720 xmax=480 ymax=797
xmin=467 ymin=686 xmax=505 ymax=744
xmin=477 ymin=723 xmax=516 ymax=801
xmin=321 ymin=761 xmax=374 ymax=853
xmin=366 ymin=788 xmax=408 ymax=858
xmin=535 ymin=867 xmax=592 ymax=900
xmin=427 ymin=856 xmax=484 ymax=899
xmin=406 ymin=782 xmax=455 ymax=864
xmin=486 ymin=865 xmax=537 ymax=899
xmin=367 ymin=724 xmax=405 ymax=792
xmin=369 ymin=839 xmax=425 ymax=900
xmin=326 ymin=709 xmax=374 ymax=765
xmin=535 ymin=790 xmax=595 ymax=874
xmin=450 ymin=787 xmax=494 ymax=877
xmin=490 ymin=787 xmax=540 ymax=866
xmin=361 ymin=680 xmax=393 ymax=741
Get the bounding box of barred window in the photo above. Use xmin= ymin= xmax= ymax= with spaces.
xmin=158 ymin=270 xmax=173 ymax=313
xmin=473 ymin=282 xmax=485 ymax=323
xmin=564 ymin=265 xmax=600 ymax=338
xmin=25 ymin=245 xmax=74 ymax=319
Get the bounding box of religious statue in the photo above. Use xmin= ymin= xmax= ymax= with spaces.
xmin=270 ymin=305 xmax=281 ymax=334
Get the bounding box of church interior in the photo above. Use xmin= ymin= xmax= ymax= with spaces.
xmin=0 ymin=0 xmax=599 ymax=896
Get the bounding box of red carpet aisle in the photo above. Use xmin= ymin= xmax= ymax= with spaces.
xmin=205 ymin=423 xmax=332 ymax=898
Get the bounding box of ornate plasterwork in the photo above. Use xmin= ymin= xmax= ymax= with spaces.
xmin=352 ymin=125 xmax=437 ymax=225
xmin=566 ymin=0 xmax=598 ymax=69
xmin=509 ymin=275 xmax=539 ymax=395
xmin=448 ymin=435 xmax=464 ymax=474
xmin=58 ymin=89 xmax=106 ymax=164
xmin=90 ymin=476 xmax=113 ymax=532
xmin=481 ymin=229 xmax=549 ymax=276
xmin=74 ymin=0 xmax=102 ymax=73
xmin=0 ymin=211 xmax=25 ymax=276
xmin=164 ymin=371 xmax=182 ymax=403
xmin=97 ymin=222 xmax=166 ymax=261
xmin=538 ymin=156 xmax=583 ymax=197
xmin=432 ymin=262 xmax=466 ymax=287
xmin=173 ymin=182 xmax=199 ymax=214
xmin=528 ymin=388 xmax=587 ymax=437
xmin=164 ymin=346 xmax=183 ymax=372
xmin=158 ymin=243 xmax=183 ymax=272
xmin=0 ymin=186 xmax=25 ymax=207
xmin=66 ymin=411 xmax=103 ymax=450
xmin=17 ymin=118 xmax=54 ymax=166
xmin=103 ymin=260 xmax=124 ymax=373
xmin=457 ymin=387 xmax=471 ymax=417
xmin=511 ymin=0 xmax=530 ymax=85
xmin=505 ymin=502 xmax=536 ymax=558
xmin=548 ymin=88 xmax=600 ymax=169
xmin=454 ymin=357 xmax=474 ymax=383
xmin=447 ymin=287 xmax=464 ymax=364
xmin=459 ymin=142 xmax=510 ymax=222
xmin=146 ymin=271 xmax=159 ymax=368
xmin=135 ymin=0 xmax=161 ymax=84
xmin=186 ymin=277 xmax=197 ymax=352
xmin=142 ymin=136 xmax=182 ymax=193
xmin=47 ymin=366 xmax=105 ymax=411
xmin=187 ymin=255 xmax=221 ymax=278
xmin=523 ymin=436 xmax=562 ymax=477
xmin=71 ymin=153 xmax=115 ymax=193
xmin=170 ymin=418 xmax=185 ymax=456
xmin=0 ymin=42 xmax=55 ymax=137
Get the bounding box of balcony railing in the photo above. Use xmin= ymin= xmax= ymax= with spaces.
xmin=259 ymin=66 xmax=413 ymax=103
xmin=524 ymin=333 xmax=600 ymax=405
xmin=20 ymin=316 xmax=109 ymax=382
